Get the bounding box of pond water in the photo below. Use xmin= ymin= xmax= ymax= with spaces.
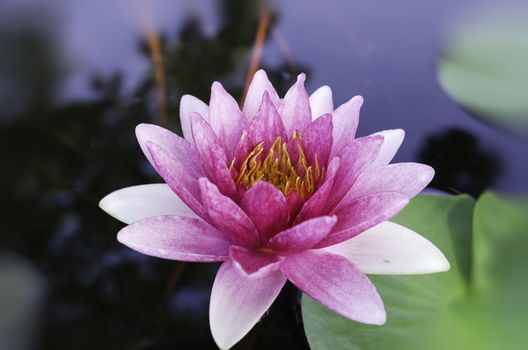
xmin=0 ymin=0 xmax=526 ymax=349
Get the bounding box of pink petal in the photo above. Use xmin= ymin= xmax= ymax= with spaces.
xmin=248 ymin=91 xmax=287 ymax=150
xmin=146 ymin=142 xmax=208 ymax=219
xmin=242 ymin=69 xmax=280 ymax=120
xmin=343 ymin=163 xmax=434 ymax=203
xmin=230 ymin=246 xmax=282 ymax=276
xmin=368 ymin=129 xmax=405 ymax=169
xmin=117 ymin=216 xmax=229 ymax=262
xmin=191 ymin=110 xmax=219 ymax=144
xmin=295 ymin=157 xmax=340 ymax=223
xmin=286 ymin=191 xmax=304 ymax=219
xmin=209 ymin=261 xmax=287 ymax=350
xmin=318 ymin=192 xmax=409 ymax=248
xmin=199 ymin=178 xmax=260 ymax=248
xmin=330 ymin=95 xmax=363 ymax=157
xmin=279 ymin=73 xmax=312 ymax=137
xmin=325 ymin=135 xmax=384 ymax=212
xmin=309 ymin=85 xmax=333 ymax=120
xmin=281 ymin=250 xmax=385 ymax=325
xmin=204 ymin=143 xmax=239 ymax=199
xmin=302 ymin=113 xmax=333 ymax=166
xmin=231 ymin=130 xmax=254 ymax=169
xmin=136 ymin=123 xmax=203 ymax=178
xmin=209 ymin=82 xmax=248 ymax=160
xmin=179 ymin=94 xmax=210 ymax=144
xmin=285 ymin=131 xmax=302 ymax=163
xmin=267 ymin=216 xmax=337 ymax=253
xmin=191 ymin=113 xmax=238 ymax=198
xmin=240 ymin=181 xmax=289 ymax=241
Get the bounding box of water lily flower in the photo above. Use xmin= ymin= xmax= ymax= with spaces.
xmin=100 ymin=70 xmax=449 ymax=349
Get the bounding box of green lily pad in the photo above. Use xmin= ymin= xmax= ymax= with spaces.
xmin=437 ymin=8 xmax=528 ymax=133
xmin=302 ymin=195 xmax=475 ymax=350
xmin=469 ymin=192 xmax=528 ymax=348
xmin=302 ymin=193 xmax=528 ymax=350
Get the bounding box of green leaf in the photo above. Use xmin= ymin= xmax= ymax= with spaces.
xmin=469 ymin=192 xmax=528 ymax=348
xmin=303 ymin=192 xmax=528 ymax=350
xmin=437 ymin=8 xmax=528 ymax=133
xmin=302 ymin=195 xmax=475 ymax=350
xmin=472 ymin=192 xmax=528 ymax=297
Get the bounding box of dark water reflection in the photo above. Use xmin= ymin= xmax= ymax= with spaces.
xmin=419 ymin=128 xmax=501 ymax=197
xmin=0 ymin=0 xmax=526 ymax=349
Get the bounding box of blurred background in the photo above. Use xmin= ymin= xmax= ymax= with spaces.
xmin=0 ymin=0 xmax=527 ymax=349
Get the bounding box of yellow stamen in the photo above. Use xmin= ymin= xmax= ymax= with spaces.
xmin=230 ymin=134 xmax=323 ymax=198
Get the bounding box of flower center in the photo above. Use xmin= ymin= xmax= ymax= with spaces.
xmin=229 ymin=132 xmax=323 ymax=198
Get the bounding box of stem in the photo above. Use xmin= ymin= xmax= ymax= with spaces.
xmin=233 ymin=281 xmax=310 ymax=350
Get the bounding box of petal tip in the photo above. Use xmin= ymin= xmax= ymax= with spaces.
xmin=212 ymin=81 xmax=222 ymax=88
xmin=189 ymin=112 xmax=209 ymax=139
xmin=377 ymin=128 xmax=405 ymax=139
xmin=254 ymin=69 xmax=267 ymax=77
xmin=210 ymin=322 xmax=243 ymax=350
xmin=362 ymin=297 xmax=386 ymax=325
xmin=211 ymin=81 xmax=225 ymax=94
xmin=436 ymin=251 xmax=451 ymax=272
xmin=261 ymin=89 xmax=271 ymax=101
xmin=145 ymin=140 xmax=157 ymax=155
xmin=189 ymin=111 xmax=202 ymax=123
xmin=116 ymin=226 xmax=129 ymax=246
xmin=419 ymin=243 xmax=451 ymax=274
xmin=424 ymin=164 xmax=435 ymax=180
xmin=314 ymin=85 xmax=332 ymax=95
xmin=352 ymin=95 xmax=364 ymax=105
xmin=134 ymin=123 xmax=150 ymax=138
xmin=198 ymin=176 xmax=210 ymax=188
xmin=98 ymin=193 xmax=114 ymax=215
xmin=418 ymin=164 xmax=436 ymax=187
xmin=135 ymin=123 xmax=168 ymax=148
xmin=441 ymin=258 xmax=451 ymax=272
xmin=409 ymin=163 xmax=436 ymax=189
xmin=297 ymin=73 xmax=306 ymax=83
xmin=180 ymin=93 xmax=194 ymax=102
xmin=327 ymin=215 xmax=338 ymax=225
xmin=98 ymin=189 xmax=130 ymax=224
xmin=180 ymin=94 xmax=201 ymax=112
xmin=372 ymin=308 xmax=387 ymax=325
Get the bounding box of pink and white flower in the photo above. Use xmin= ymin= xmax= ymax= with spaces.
xmin=100 ymin=70 xmax=449 ymax=349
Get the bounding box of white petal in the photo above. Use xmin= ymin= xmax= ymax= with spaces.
xmin=309 ymin=85 xmax=333 ymax=120
xmin=368 ymin=129 xmax=405 ymax=168
xmin=325 ymin=221 xmax=450 ymax=275
xmin=180 ymin=94 xmax=210 ymax=143
xmin=99 ymin=184 xmax=198 ymax=224
xmin=210 ymin=261 xmax=286 ymax=350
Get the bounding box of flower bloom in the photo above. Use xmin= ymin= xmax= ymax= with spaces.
xmin=100 ymin=70 xmax=449 ymax=349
